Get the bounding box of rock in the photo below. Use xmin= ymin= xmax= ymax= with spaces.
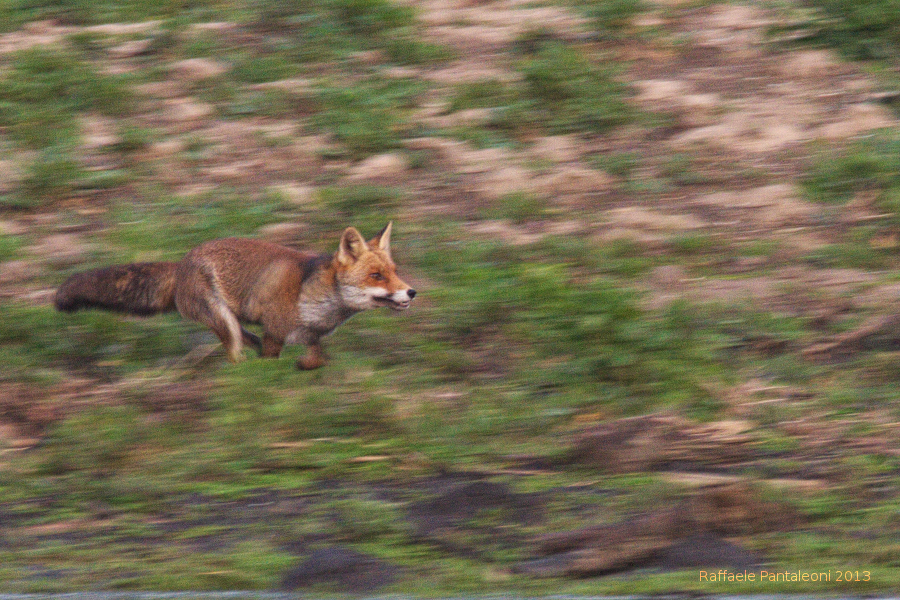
xmin=781 ymin=50 xmax=845 ymax=80
xmin=146 ymin=138 xmax=187 ymax=160
xmin=530 ymin=136 xmax=579 ymax=163
xmin=188 ymin=22 xmax=236 ymax=34
xmin=81 ymin=116 xmax=120 ymax=149
xmin=134 ymin=81 xmax=183 ymax=99
xmin=268 ymin=183 xmax=318 ymax=206
xmin=649 ymin=265 xmax=690 ymax=290
xmin=109 ymin=39 xmax=154 ymax=59
xmin=257 ymin=222 xmax=309 ymax=243
xmin=0 ymin=161 xmax=24 ymax=194
xmin=742 ymin=184 xmax=816 ymax=227
xmin=817 ymin=103 xmax=896 ymax=140
xmin=534 ymin=165 xmax=614 ymax=196
xmin=634 ymin=80 xmax=720 ymax=127
xmin=22 ymin=20 xmax=56 ymax=35
xmin=280 ymin=547 xmax=399 ymax=592
xmin=607 ymin=206 xmax=707 ymax=232
xmin=477 ymin=165 xmax=535 ymax=199
xmin=435 ymin=108 xmax=493 ymax=128
xmin=347 ymin=153 xmax=409 ymax=182
xmin=517 ymin=484 xmax=786 ymax=578
xmin=0 ymin=220 xmax=26 ymax=235
xmin=83 ymin=21 xmax=162 ymax=35
xmin=695 ymin=184 xmax=816 ymax=228
xmin=170 ymin=58 xmax=228 ymax=81
xmin=382 ymin=66 xmax=421 ymax=79
xmin=0 ymin=260 xmax=34 ymax=285
xmin=635 ymin=79 xmax=688 ymax=102
xmin=566 ymin=414 xmax=757 ymax=473
xmin=162 ymin=98 xmax=215 ymax=130
xmin=29 ymin=234 xmax=90 ymax=268
xmin=250 ymin=78 xmax=313 ymax=94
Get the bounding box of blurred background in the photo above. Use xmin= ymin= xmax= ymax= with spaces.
xmin=2 ymin=0 xmax=900 ymax=593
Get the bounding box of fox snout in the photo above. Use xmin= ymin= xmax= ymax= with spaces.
xmin=395 ymin=287 xmax=417 ymax=308
xmin=375 ymin=287 xmax=416 ymax=311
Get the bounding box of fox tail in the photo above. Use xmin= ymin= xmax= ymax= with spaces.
xmin=54 ymin=262 xmax=179 ymax=316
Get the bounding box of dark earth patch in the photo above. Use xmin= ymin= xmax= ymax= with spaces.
xmin=279 ymin=546 xmax=399 ymax=592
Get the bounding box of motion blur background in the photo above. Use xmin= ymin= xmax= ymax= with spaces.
xmin=2 ymin=0 xmax=900 ymax=593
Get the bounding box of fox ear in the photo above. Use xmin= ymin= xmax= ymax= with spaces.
xmin=338 ymin=227 xmax=367 ymax=265
xmin=370 ymin=221 xmax=392 ymax=255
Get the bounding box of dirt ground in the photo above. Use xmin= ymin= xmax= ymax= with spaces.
xmin=3 ymin=0 xmax=900 ymax=592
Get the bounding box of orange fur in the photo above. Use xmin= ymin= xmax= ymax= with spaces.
xmin=55 ymin=224 xmax=416 ymax=369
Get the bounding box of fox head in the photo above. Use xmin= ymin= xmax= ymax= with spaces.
xmin=334 ymin=222 xmax=416 ymax=312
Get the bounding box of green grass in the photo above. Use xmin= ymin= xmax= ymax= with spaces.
xmin=802 ymin=130 xmax=900 ymax=269
xmin=0 ymin=46 xmax=134 ymax=149
xmin=577 ymin=0 xmax=647 ymax=39
xmin=804 ymin=130 xmax=900 ymax=204
xmin=3 ymin=0 xmax=900 ymax=593
xmin=102 ymin=189 xmax=296 ymax=261
xmin=515 ymin=41 xmax=635 ymax=135
xmin=249 ymin=0 xmax=450 ymax=66
xmin=804 ymin=0 xmax=900 ymax=61
xmin=0 ymin=45 xmax=137 ymax=207
xmin=313 ymin=78 xmax=427 ymax=158
xmin=443 ymin=41 xmax=636 ymax=139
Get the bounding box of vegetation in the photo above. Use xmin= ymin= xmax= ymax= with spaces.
xmin=2 ymin=0 xmax=900 ymax=594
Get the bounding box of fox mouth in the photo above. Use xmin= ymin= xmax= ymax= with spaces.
xmin=374 ymin=296 xmax=410 ymax=311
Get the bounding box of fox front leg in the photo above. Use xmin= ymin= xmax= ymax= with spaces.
xmin=296 ymin=342 xmax=326 ymax=370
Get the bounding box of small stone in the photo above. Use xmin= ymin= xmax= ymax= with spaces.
xmin=280 ymin=547 xmax=399 ymax=592
xmin=530 ymin=136 xmax=579 ymax=163
xmin=170 ymin=58 xmax=228 ymax=81
xmin=163 ymin=98 xmax=215 ymax=130
xmin=258 ymin=222 xmax=309 ymax=243
xmin=146 ymin=139 xmax=187 ymax=160
xmin=347 ymin=153 xmax=410 ymax=181
xmin=0 ymin=260 xmax=34 ymax=284
xmin=534 ymin=165 xmax=615 ymax=196
xmin=269 ymin=183 xmax=318 ymax=206
xmin=29 ymin=234 xmax=90 ymax=268
xmin=109 ymin=39 xmax=154 ymax=59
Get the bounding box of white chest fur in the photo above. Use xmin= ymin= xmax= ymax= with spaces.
xmin=289 ymin=294 xmax=357 ymax=344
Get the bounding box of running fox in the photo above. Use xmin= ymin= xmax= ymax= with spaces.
xmin=55 ymin=223 xmax=416 ymax=369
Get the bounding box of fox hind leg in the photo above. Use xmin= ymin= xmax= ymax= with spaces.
xmin=176 ymin=292 xmax=245 ymax=363
xmin=207 ymin=302 xmax=246 ymax=363
xmin=260 ymin=333 xmax=284 ymax=358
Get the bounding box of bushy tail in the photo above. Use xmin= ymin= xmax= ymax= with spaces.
xmin=55 ymin=262 xmax=179 ymax=316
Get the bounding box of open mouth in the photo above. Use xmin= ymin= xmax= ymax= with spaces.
xmin=374 ymin=297 xmax=410 ymax=311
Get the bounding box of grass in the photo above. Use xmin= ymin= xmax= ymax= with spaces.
xmin=0 ymin=45 xmax=136 ymax=207
xmin=576 ymin=0 xmax=647 ymax=39
xmin=313 ymin=77 xmax=427 ymax=158
xmin=802 ymin=130 xmax=900 ymax=269
xmin=0 ymin=46 xmax=134 ymax=149
xmin=804 ymin=130 xmax=900 ymax=204
xmin=249 ymin=0 xmax=450 ymax=66
xmin=803 ymin=0 xmax=900 ymax=61
xmin=443 ymin=41 xmax=636 ymax=139
xmin=2 ymin=0 xmax=900 ymax=593
xmin=516 ymin=41 xmax=635 ymax=135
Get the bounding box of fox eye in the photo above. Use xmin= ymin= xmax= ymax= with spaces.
xmin=370 ymin=272 xmax=385 ymax=281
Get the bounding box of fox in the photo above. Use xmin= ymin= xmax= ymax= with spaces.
xmin=54 ymin=223 xmax=416 ymax=369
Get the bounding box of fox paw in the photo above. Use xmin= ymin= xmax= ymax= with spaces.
xmin=296 ymin=355 xmax=325 ymax=370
